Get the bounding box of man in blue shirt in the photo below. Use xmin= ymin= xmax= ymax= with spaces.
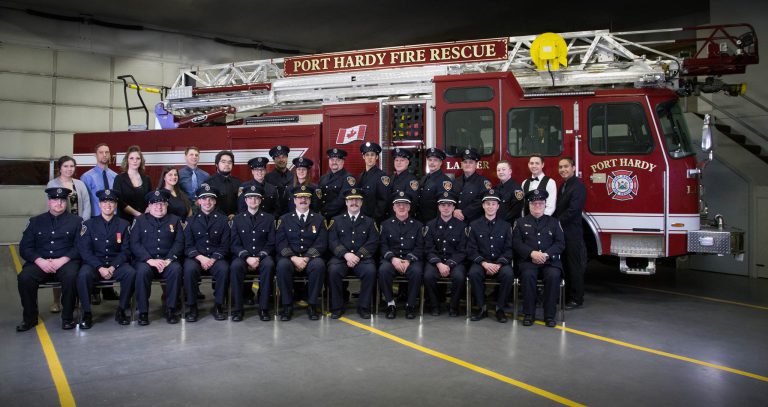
xmin=81 ymin=143 xmax=117 ymax=217
xmin=178 ymin=146 xmax=210 ymax=199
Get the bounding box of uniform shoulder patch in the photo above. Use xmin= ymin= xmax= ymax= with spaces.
xmin=515 ymin=190 xmax=524 ymax=201
xmin=315 ymin=188 xmax=323 ymax=199
xmin=237 ymin=186 xmax=243 ymax=196
xmin=347 ymin=176 xmax=356 ymax=186
xmin=484 ymin=180 xmax=492 ymax=190
xmin=80 ymin=224 xmax=87 ymax=236
xmin=409 ymin=180 xmax=419 ymax=191
xmin=381 ymin=176 xmax=390 ymax=186
xmin=443 ymin=180 xmax=452 ymax=191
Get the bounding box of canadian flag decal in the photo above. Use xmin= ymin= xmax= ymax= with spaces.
xmin=336 ymin=125 xmax=367 ymax=145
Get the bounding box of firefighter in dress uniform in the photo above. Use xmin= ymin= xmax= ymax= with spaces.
xmin=285 ymin=157 xmax=319 ymax=214
xmin=453 ymin=148 xmax=492 ymax=223
xmin=318 ymin=148 xmax=356 ymax=221
xmin=423 ymin=190 xmax=467 ymax=317
xmin=378 ymin=190 xmax=424 ymax=319
xmin=466 ymin=189 xmax=515 ymax=323
xmin=238 ymin=157 xmax=280 ymax=215
xmin=513 ymin=189 xmax=565 ymax=327
xmin=327 ymin=188 xmax=379 ymax=319
xmin=275 ymin=185 xmax=327 ymax=321
xmin=417 ymin=147 xmax=453 ymax=224
xmin=229 ymin=184 xmax=276 ymax=322
xmin=388 ymin=147 xmax=419 ymax=217
xmin=495 ymin=160 xmax=525 ymax=226
xmin=182 ymin=184 xmax=231 ymax=322
xmin=16 ymin=187 xmax=82 ymax=332
xmin=131 ymin=189 xmax=185 ymax=325
xmin=265 ymin=145 xmax=292 ymax=217
xmin=357 ymin=141 xmax=389 ymax=225
xmin=76 ymin=189 xmax=136 ymax=328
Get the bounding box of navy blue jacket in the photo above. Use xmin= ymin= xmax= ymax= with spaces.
xmin=130 ymin=213 xmax=184 ymax=262
xmin=78 ymin=215 xmax=131 ymax=268
xmin=357 ymin=166 xmax=389 ymax=223
xmin=512 ymin=214 xmax=565 ymax=269
xmin=319 ymin=169 xmax=356 ymax=220
xmin=418 ymin=170 xmax=452 ymax=223
xmin=231 ymin=210 xmax=275 ymax=259
xmin=496 ymin=179 xmax=525 ymax=225
xmin=328 ymin=213 xmax=378 ymax=260
xmin=238 ymin=179 xmax=280 ymax=215
xmin=20 ymin=211 xmax=82 ymax=263
xmin=454 ymin=172 xmax=492 ymax=223
xmin=184 ymin=208 xmax=231 ymax=260
xmin=423 ymin=216 xmax=467 ymax=267
xmin=276 ymin=211 xmax=327 ymax=258
xmin=466 ymin=216 xmax=514 ymax=265
xmin=379 ymin=216 xmax=424 ymax=262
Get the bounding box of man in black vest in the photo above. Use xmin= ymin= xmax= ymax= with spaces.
xmin=513 ymin=189 xmax=565 ymax=327
xmin=554 ymin=157 xmax=587 ymax=309
xmin=521 ymin=154 xmax=556 ymax=216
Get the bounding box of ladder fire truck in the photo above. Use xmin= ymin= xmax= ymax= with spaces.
xmin=74 ymin=24 xmax=758 ymax=274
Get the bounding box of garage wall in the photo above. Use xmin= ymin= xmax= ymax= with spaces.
xmin=0 ymin=9 xmax=284 ymax=243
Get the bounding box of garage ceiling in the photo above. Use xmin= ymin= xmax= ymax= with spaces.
xmin=4 ymin=0 xmax=710 ymax=54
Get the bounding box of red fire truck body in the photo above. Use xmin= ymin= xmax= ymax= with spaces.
xmin=73 ymin=25 xmax=756 ymax=273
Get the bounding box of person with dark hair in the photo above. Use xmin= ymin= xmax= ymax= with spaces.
xmin=178 ymin=146 xmax=210 ymax=199
xmin=554 ymin=157 xmax=587 ymax=310
xmin=357 ymin=142 xmax=389 ymax=224
xmin=265 ymin=145 xmax=291 ymax=216
xmin=522 ymin=154 xmax=557 ymax=216
xmin=113 ymin=145 xmax=152 ymax=221
xmin=417 ymin=147 xmax=452 ymax=223
xmin=131 ymin=190 xmax=184 ymax=325
xmin=157 ymin=166 xmax=192 ymax=221
xmin=206 ymin=150 xmax=241 ymax=220
xmin=513 ymin=189 xmax=565 ymax=327
xmin=453 ymin=148 xmax=492 ymax=223
xmin=238 ymin=157 xmax=280 ymax=215
xmin=46 ymin=155 xmax=92 ymax=312
xmin=81 ymin=143 xmax=117 ymax=217
xmin=319 ymin=148 xmax=356 ymax=221
xmin=285 ymin=157 xmax=319 ymax=214
xmin=16 ymin=188 xmax=82 ymax=331
xmin=466 ymin=189 xmax=515 ymax=323
xmin=76 ymin=189 xmax=136 ymax=328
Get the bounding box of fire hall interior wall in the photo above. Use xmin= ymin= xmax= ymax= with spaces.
xmin=0 ymin=8 xmax=284 ymax=244
xmin=684 ymin=0 xmax=768 ymax=277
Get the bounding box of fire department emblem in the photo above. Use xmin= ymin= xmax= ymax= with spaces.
xmin=410 ymin=180 xmax=419 ymax=191
xmin=514 ymin=190 xmax=524 ymax=201
xmin=347 ymin=176 xmax=356 ymax=186
xmin=442 ymin=181 xmax=452 ymax=191
xmin=315 ymin=188 xmax=323 ymax=199
xmin=381 ymin=176 xmax=390 ymax=186
xmin=606 ymin=170 xmax=639 ymax=201
xmin=483 ymin=180 xmax=492 ymax=190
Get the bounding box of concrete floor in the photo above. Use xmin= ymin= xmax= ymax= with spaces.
xmin=1 ymin=247 xmax=766 ymax=407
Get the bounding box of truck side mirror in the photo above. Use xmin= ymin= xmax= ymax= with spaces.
xmin=701 ymin=114 xmax=713 ymax=152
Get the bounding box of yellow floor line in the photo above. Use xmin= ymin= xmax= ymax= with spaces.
xmin=612 ymin=283 xmax=768 ymax=311
xmin=539 ymin=321 xmax=768 ymax=383
xmin=10 ymin=245 xmax=77 ymax=407
xmin=340 ymin=316 xmax=585 ymax=407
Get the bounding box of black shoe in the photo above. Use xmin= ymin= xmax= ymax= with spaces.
xmin=448 ymin=307 xmax=459 ymax=317
xmin=358 ymin=308 xmax=371 ymax=319
xmin=138 ymin=313 xmax=150 ymax=326
xmin=430 ymin=306 xmax=441 ymax=316
xmin=470 ymin=310 xmax=487 ymax=321
xmin=280 ymin=305 xmax=293 ymax=322
xmin=495 ymin=309 xmax=508 ymax=323
xmin=259 ymin=309 xmax=271 ymax=322
xmin=16 ymin=320 xmax=37 ymax=332
xmin=62 ymin=319 xmax=76 ymax=330
xmin=522 ymin=314 xmax=533 ymax=326
xmin=79 ymin=313 xmax=93 ymax=329
xmin=385 ymin=305 xmax=396 ymax=319
xmin=307 ymin=305 xmax=319 ymax=321
xmin=185 ymin=304 xmax=199 ymax=323
xmin=545 ymin=318 xmax=556 ymax=328
xmin=405 ymin=306 xmax=416 ymax=319
xmin=331 ymin=309 xmax=343 ymax=319
xmin=102 ymin=287 xmax=119 ymax=301
xmin=231 ymin=311 xmax=243 ymax=322
xmin=91 ymin=292 xmax=102 ymax=306
xmin=212 ymin=304 xmax=227 ymax=321
xmin=115 ymin=308 xmax=130 ymax=325
xmin=564 ymin=300 xmax=582 ymax=310
xmin=165 ymin=309 xmax=180 ymax=324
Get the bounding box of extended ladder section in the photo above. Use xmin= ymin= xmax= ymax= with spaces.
xmin=162 ymin=24 xmax=758 ymax=120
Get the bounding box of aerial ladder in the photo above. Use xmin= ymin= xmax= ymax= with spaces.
xmin=153 ymin=24 xmax=757 ymax=129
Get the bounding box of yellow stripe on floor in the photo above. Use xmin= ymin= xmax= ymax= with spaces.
xmin=539 ymin=321 xmax=768 ymax=383
xmin=340 ymin=316 xmax=585 ymax=407
xmin=612 ymin=283 xmax=768 ymax=311
xmin=10 ymin=245 xmax=77 ymax=407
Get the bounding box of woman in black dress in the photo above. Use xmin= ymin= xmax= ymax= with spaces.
xmin=113 ymin=145 xmax=152 ymax=221
xmin=157 ymin=166 xmax=192 ymax=221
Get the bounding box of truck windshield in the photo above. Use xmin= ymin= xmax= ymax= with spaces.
xmin=656 ymin=100 xmax=695 ymax=158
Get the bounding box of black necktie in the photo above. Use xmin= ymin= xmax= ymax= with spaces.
xmin=102 ymin=169 xmax=110 ymax=190
xmin=351 ymin=216 xmax=356 ymax=223
xmin=300 ymin=213 xmax=306 ymax=223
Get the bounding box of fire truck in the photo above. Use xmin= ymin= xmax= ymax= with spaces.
xmin=73 ymin=24 xmax=758 ymax=274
